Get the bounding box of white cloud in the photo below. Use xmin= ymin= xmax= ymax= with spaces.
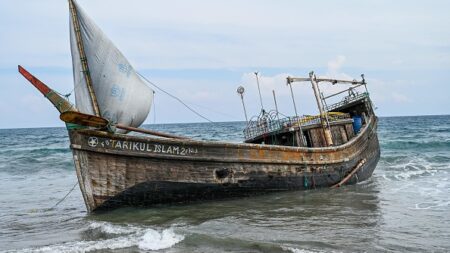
xmin=238 ymin=71 xmax=332 ymax=117
xmin=1 ymin=0 xmax=449 ymax=128
xmin=327 ymin=55 xmax=346 ymax=75
xmin=240 ymin=72 xmax=291 ymax=96
xmin=323 ymin=55 xmax=354 ymax=81
xmin=391 ymin=92 xmax=411 ymax=103
xmin=2 ymin=0 xmax=450 ymax=69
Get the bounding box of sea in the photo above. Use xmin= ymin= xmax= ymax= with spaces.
xmin=0 ymin=115 xmax=449 ymax=253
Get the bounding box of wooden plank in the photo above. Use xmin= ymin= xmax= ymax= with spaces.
xmin=68 ymin=117 xmax=380 ymax=212
xmin=61 ymin=111 xmax=108 ymax=128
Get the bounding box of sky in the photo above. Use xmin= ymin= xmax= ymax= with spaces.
xmin=0 ymin=0 xmax=449 ymax=129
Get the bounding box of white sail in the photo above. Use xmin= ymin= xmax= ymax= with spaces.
xmin=69 ymin=0 xmax=153 ymax=130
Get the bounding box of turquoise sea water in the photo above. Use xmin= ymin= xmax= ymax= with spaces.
xmin=0 ymin=116 xmax=449 ymax=252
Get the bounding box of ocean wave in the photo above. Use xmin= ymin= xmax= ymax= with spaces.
xmin=281 ymin=246 xmax=332 ymax=253
xmin=88 ymin=221 xmax=138 ymax=235
xmin=379 ymin=156 xmax=443 ymax=181
xmin=13 ymin=236 xmax=137 ymax=253
xmin=0 ymin=147 xmax=71 ymax=157
xmin=381 ymin=139 xmax=450 ymax=151
xmin=11 ymin=222 xmax=184 ymax=253
xmin=413 ymin=201 xmax=450 ymax=210
xmin=393 ymin=164 xmax=436 ymax=181
xmin=139 ymin=228 xmax=184 ymax=251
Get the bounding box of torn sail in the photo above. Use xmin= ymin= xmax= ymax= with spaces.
xmin=69 ymin=0 xmax=153 ymax=130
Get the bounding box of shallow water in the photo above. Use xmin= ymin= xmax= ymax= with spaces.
xmin=0 ymin=116 xmax=449 ymax=252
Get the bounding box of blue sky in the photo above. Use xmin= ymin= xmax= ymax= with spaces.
xmin=0 ymin=0 xmax=449 ymax=128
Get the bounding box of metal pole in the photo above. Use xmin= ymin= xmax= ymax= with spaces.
xmin=286 ymin=77 xmax=305 ymax=147
xmin=254 ymin=72 xmax=264 ymax=111
xmin=361 ymin=74 xmax=369 ymax=94
xmin=237 ymin=86 xmax=248 ymax=123
xmin=288 ymin=80 xmax=299 ymax=118
xmin=320 ymin=90 xmax=332 ymax=134
xmin=272 ymin=90 xmax=280 ymax=121
xmin=321 ymin=92 xmax=329 ymax=111
xmin=241 ymin=94 xmax=248 ymax=122
xmin=309 ymin=71 xmax=333 ymax=146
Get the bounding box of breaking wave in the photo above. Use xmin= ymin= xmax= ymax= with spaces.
xmin=139 ymin=228 xmax=184 ymax=251
xmin=13 ymin=221 xmax=184 ymax=253
xmin=379 ymin=155 xmax=447 ymax=181
xmin=281 ymin=246 xmax=332 ymax=253
xmin=88 ymin=221 xmax=137 ymax=235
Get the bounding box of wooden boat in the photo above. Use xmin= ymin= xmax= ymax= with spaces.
xmin=19 ymin=0 xmax=380 ymax=213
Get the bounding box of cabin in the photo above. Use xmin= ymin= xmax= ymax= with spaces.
xmin=243 ymin=72 xmax=374 ymax=148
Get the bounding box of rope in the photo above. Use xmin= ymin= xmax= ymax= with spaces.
xmin=53 ymin=87 xmax=74 ymax=99
xmin=49 ymin=181 xmax=79 ymax=209
xmin=187 ymin=101 xmax=240 ymax=120
xmin=138 ymin=72 xmax=213 ymax=123
xmin=64 ymin=87 xmax=75 ymax=98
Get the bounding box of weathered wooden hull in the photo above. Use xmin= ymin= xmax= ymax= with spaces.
xmin=70 ymin=117 xmax=380 ymax=213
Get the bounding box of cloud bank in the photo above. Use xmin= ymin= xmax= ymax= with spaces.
xmin=0 ymin=0 xmax=449 ymax=128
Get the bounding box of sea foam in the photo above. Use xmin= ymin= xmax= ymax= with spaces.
xmin=13 ymin=222 xmax=184 ymax=253
xmin=281 ymin=246 xmax=331 ymax=253
xmin=138 ymin=228 xmax=184 ymax=250
xmin=88 ymin=221 xmax=137 ymax=235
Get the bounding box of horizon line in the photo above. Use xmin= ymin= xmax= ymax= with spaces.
xmin=0 ymin=113 xmax=448 ymax=131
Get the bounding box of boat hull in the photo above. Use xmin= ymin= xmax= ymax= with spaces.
xmin=70 ymin=118 xmax=380 ymax=212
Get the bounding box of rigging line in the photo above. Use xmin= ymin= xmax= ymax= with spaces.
xmin=54 ymin=87 xmax=75 ymax=100
xmin=187 ymin=102 xmax=240 ymax=121
xmin=65 ymin=87 xmax=75 ymax=98
xmin=49 ymin=181 xmax=79 ymax=209
xmin=137 ymin=72 xmax=213 ymax=123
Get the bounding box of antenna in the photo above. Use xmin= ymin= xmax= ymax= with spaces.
xmin=254 ymin=72 xmax=264 ymax=111
xmin=237 ymin=86 xmax=248 ymax=123
xmin=272 ymin=90 xmax=280 ymax=121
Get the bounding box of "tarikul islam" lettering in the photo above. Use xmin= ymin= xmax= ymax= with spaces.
xmin=88 ymin=137 xmax=198 ymax=156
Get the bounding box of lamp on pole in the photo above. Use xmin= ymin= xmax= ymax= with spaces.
xmin=237 ymin=86 xmax=248 ymax=123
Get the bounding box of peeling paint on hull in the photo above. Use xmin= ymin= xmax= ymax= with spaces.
xmin=70 ymin=117 xmax=380 ymax=213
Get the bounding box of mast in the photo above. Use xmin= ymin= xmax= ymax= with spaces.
xmin=287 ymin=72 xmax=367 ymax=146
xmin=309 ymin=71 xmax=334 ymax=146
xmin=68 ymin=0 xmax=100 ymax=116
